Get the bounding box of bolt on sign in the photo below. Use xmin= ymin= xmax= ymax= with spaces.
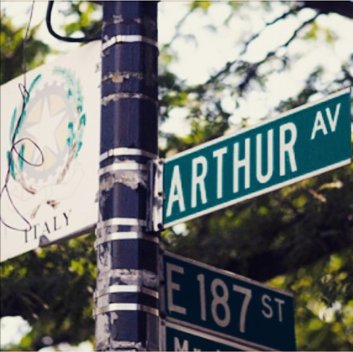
xmin=162 ymin=252 xmax=296 ymax=351
xmin=0 ymin=41 xmax=101 ymax=262
xmin=162 ymin=89 xmax=351 ymax=228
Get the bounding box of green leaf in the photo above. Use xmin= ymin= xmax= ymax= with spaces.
xmin=190 ymin=0 xmax=211 ymax=12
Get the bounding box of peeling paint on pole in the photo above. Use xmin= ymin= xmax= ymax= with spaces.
xmin=95 ymin=2 xmax=159 ymax=350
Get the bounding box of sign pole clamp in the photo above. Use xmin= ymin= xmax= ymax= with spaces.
xmin=147 ymin=158 xmax=164 ymax=233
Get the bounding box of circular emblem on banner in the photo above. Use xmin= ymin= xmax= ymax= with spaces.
xmin=8 ymin=67 xmax=86 ymax=200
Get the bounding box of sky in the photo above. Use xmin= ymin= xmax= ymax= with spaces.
xmin=1 ymin=1 xmax=353 ymax=350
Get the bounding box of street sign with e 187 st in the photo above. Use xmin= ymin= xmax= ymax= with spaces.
xmin=162 ymin=89 xmax=351 ymax=228
xmin=162 ymin=251 xmax=296 ymax=351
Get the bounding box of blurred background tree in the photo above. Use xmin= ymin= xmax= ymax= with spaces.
xmin=1 ymin=1 xmax=352 ymax=350
xmin=0 ymin=12 xmax=50 ymax=84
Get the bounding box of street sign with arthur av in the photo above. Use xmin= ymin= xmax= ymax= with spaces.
xmin=162 ymin=89 xmax=351 ymax=228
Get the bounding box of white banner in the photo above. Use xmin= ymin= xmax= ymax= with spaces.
xmin=0 ymin=41 xmax=101 ymax=261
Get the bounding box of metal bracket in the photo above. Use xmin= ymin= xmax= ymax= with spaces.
xmin=95 ymin=231 xmax=159 ymax=247
xmin=94 ymin=303 xmax=159 ymax=317
xmin=102 ymin=34 xmax=158 ymax=51
xmin=147 ymin=158 xmax=164 ymax=232
xmin=100 ymin=148 xmax=157 ymax=163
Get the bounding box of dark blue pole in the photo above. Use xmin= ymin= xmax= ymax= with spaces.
xmin=95 ymin=2 xmax=159 ymax=350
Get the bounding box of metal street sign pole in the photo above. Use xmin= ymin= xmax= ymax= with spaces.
xmin=95 ymin=2 xmax=160 ymax=350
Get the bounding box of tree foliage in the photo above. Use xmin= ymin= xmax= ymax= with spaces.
xmin=1 ymin=236 xmax=96 ymax=350
xmin=0 ymin=12 xmax=50 ymax=85
xmin=1 ymin=1 xmax=353 ymax=351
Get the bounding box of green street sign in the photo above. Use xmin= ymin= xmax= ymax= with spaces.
xmin=162 ymin=251 xmax=296 ymax=351
xmin=162 ymin=322 xmax=251 ymax=351
xmin=163 ymin=89 xmax=351 ymax=227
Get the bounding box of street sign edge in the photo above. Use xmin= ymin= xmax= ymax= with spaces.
xmin=47 ymin=223 xmax=96 ymax=245
xmin=165 ymin=87 xmax=351 ymax=163
xmin=163 ymin=320 xmax=262 ymax=351
xmin=0 ymin=223 xmax=96 ymax=263
xmin=164 ymin=316 xmax=276 ymax=351
xmin=163 ymin=158 xmax=351 ymax=228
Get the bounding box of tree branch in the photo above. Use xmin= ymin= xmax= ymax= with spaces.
xmin=238 ymin=5 xmax=303 ymax=58
xmin=237 ymin=12 xmax=320 ymax=93
xmin=206 ymin=6 xmax=303 ymax=85
xmin=164 ymin=7 xmax=196 ymax=48
xmin=205 ymin=9 xmax=320 ymax=94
